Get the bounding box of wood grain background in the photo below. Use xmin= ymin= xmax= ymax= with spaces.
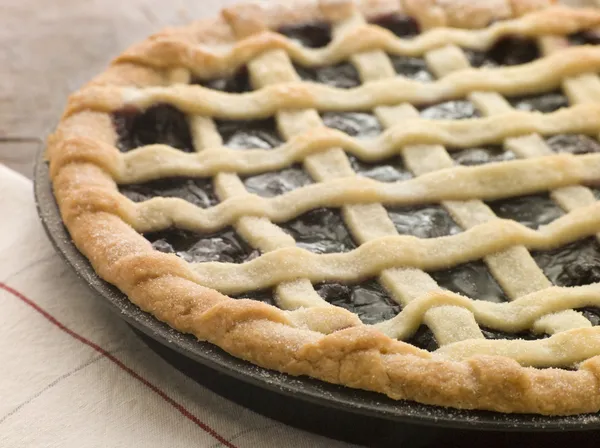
xmin=0 ymin=0 xmax=592 ymax=179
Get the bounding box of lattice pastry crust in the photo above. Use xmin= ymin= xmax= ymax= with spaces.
xmin=47 ymin=0 xmax=600 ymax=415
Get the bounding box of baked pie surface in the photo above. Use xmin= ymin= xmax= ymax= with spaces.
xmin=47 ymin=0 xmax=600 ymax=415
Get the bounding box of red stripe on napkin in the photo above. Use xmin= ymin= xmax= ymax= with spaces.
xmin=0 ymin=281 xmax=239 ymax=448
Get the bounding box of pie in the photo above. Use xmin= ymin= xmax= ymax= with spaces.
xmin=46 ymin=0 xmax=600 ymax=415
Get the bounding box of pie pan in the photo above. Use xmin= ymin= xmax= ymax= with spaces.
xmin=33 ymin=150 xmax=600 ymax=445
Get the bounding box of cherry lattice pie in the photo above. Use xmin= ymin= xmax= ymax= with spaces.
xmin=47 ymin=0 xmax=600 ymax=415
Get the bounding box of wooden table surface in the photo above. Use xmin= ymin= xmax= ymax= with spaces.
xmin=0 ymin=0 xmax=238 ymax=179
xmin=0 ymin=0 xmax=593 ymax=179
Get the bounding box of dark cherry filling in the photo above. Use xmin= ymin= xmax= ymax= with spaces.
xmin=509 ymin=91 xmax=569 ymax=113
xmin=568 ymin=30 xmax=600 ymax=46
xmin=280 ymin=208 xmax=356 ymax=254
xmin=295 ymin=62 xmax=361 ymax=89
xmin=146 ymin=228 xmax=259 ymax=264
xmin=373 ymin=15 xmax=431 ymax=82
xmin=431 ymin=261 xmax=508 ymax=304
xmin=113 ymin=104 xmax=194 ymax=152
xmin=545 ymin=134 xmax=600 ymax=155
xmin=533 ymin=238 xmax=600 ymax=287
xmin=480 ymin=327 xmax=543 ymax=341
xmin=349 ymin=155 xmax=412 ymax=182
xmin=321 ymin=111 xmax=382 ymax=137
xmin=111 ymin=20 xmax=599 ymax=347
xmin=450 ymin=145 xmax=515 ymax=166
xmin=371 ymin=15 xmax=420 ymax=38
xmin=579 ymin=308 xmax=600 ymax=326
xmin=406 ymin=325 xmax=439 ymax=352
xmin=463 ymin=50 xmax=487 ymax=68
xmin=419 ymin=100 xmax=480 ymax=120
xmin=315 ymin=280 xmax=400 ymax=325
xmin=390 ymin=56 xmax=434 ymax=82
xmin=278 ymin=22 xmax=332 ymax=48
xmin=488 ymin=194 xmax=564 ymax=230
xmin=119 ymin=178 xmax=217 ymax=208
xmin=215 ymin=117 xmax=284 ymax=149
xmin=533 ymin=238 xmax=600 ymax=327
xmin=197 ymin=67 xmax=252 ymax=93
xmin=387 ymin=205 xmax=462 ymax=239
xmin=243 ymin=165 xmax=313 ymax=197
xmin=231 ymin=289 xmax=278 ymax=306
xmin=466 ymin=36 xmax=540 ymax=68
xmin=490 ymin=37 xmax=540 ymax=65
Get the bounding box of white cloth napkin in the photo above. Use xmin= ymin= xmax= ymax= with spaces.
xmin=0 ymin=164 xmax=358 ymax=448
